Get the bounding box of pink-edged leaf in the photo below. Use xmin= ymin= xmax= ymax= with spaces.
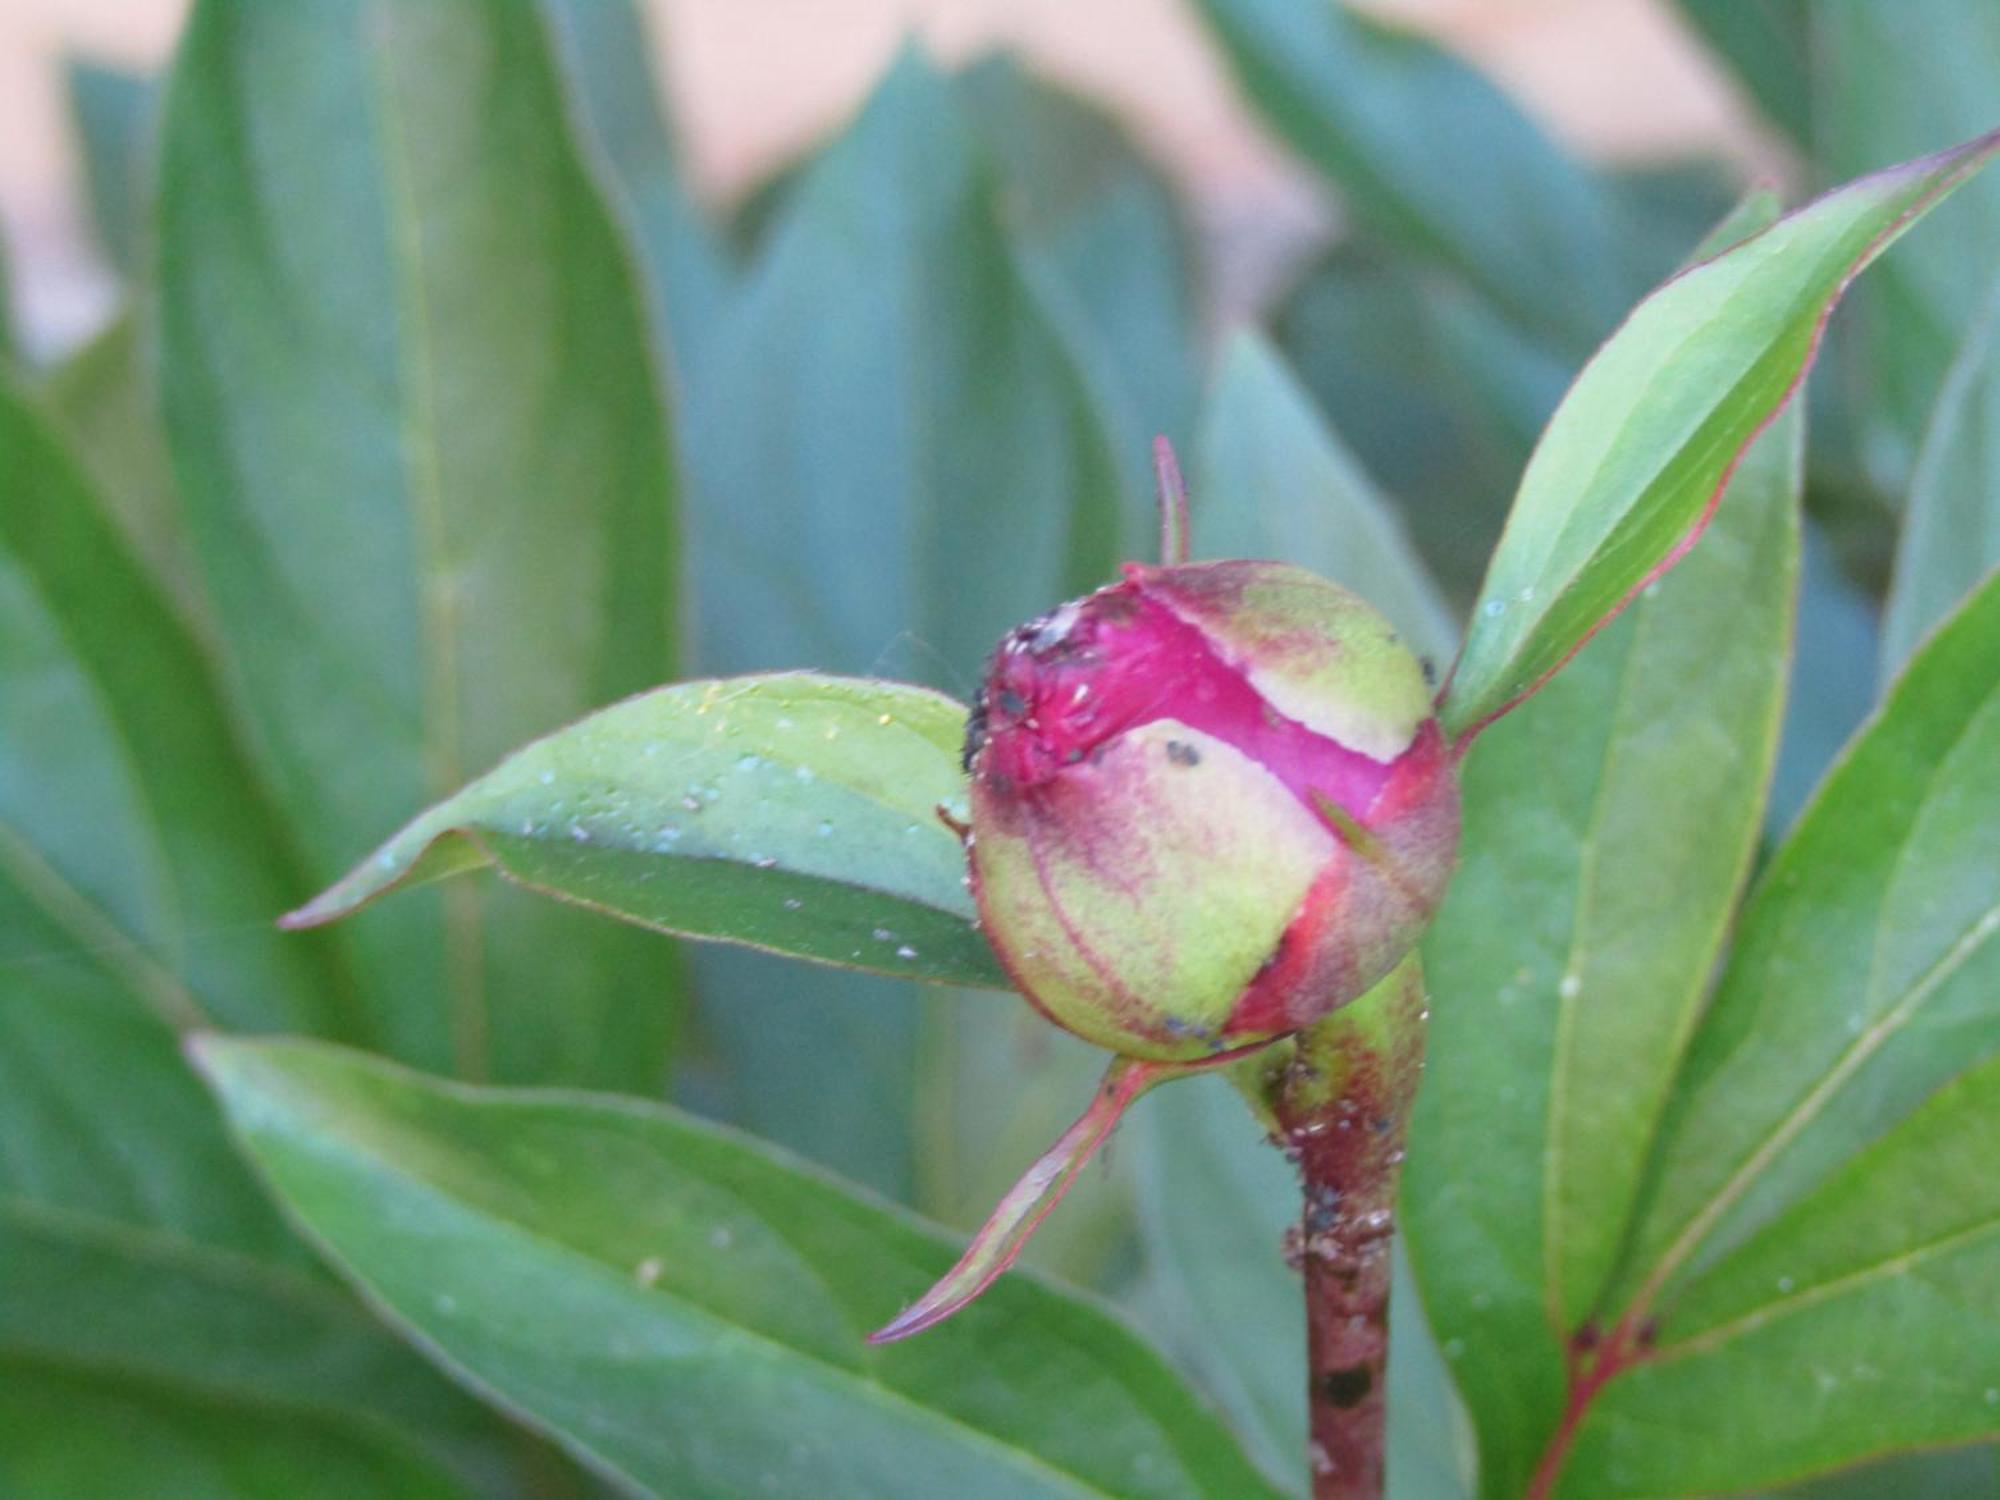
xmin=1442 ymin=127 xmax=2000 ymax=742
xmin=872 ymin=1056 xmax=1179 ymax=1343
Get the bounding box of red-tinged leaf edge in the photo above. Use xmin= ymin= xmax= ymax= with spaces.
xmin=1446 ymin=127 xmax=2000 ymax=750
xmin=871 ymin=1042 xmax=1270 ymax=1342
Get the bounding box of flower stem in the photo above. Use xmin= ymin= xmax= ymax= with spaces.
xmin=1246 ymin=956 xmax=1428 ymax=1500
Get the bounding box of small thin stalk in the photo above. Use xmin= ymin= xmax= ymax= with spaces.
xmin=1243 ymin=956 xmax=1428 ymax=1500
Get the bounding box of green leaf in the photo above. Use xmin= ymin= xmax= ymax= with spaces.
xmin=1190 ymin=0 xmax=1623 ymax=351
xmin=1473 ymin=567 xmax=2000 ymax=1494
xmin=540 ymin=0 xmax=734 ymax=384
xmin=1132 ymin=1077 xmax=1473 ymax=1500
xmin=196 ymin=1035 xmax=1288 ymax=1500
xmin=0 ymin=372 xmax=352 ymax=1041
xmin=1192 ymin=333 xmax=1456 ymax=665
xmin=41 ymin=313 xmax=209 ymax=638
xmin=954 ymin=53 xmax=1198 ymax=506
xmin=1405 ymin=389 xmax=1801 ymax=1496
xmin=1672 ymin=1 xmax=1811 ymax=144
xmin=1570 ymin=1047 xmax=2000 ymax=1494
xmin=1813 ymin=3 xmax=2000 ymax=494
xmin=0 ymin=1361 xmax=476 ymax=1500
xmin=0 ymin=374 xmax=555 ymax=1497
xmin=1882 ymin=267 xmax=2000 ymax=677
xmin=679 ymin=50 xmax=1124 ymax=1195
xmin=1441 ymin=131 xmax=2000 ymax=741
xmin=1771 ymin=523 xmax=1879 ymax=836
xmin=156 ymin=0 xmax=682 ymax=1088
xmin=1273 ymin=247 xmax=1570 ymax=605
xmin=65 ymin=58 xmax=156 ymax=280
xmin=286 ymin=672 xmax=1004 ymax=992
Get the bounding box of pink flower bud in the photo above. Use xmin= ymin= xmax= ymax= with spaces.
xmin=963 ymin=559 xmax=1459 ymax=1061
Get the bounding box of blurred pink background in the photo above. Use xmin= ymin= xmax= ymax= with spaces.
xmin=0 ymin=0 xmax=1778 ymax=358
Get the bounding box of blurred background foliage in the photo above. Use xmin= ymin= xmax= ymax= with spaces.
xmin=0 ymin=1 xmax=1995 ymax=1496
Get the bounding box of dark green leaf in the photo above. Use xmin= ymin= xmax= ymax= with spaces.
xmin=1442 ymin=131 xmax=2000 ymax=740
xmin=286 ymin=673 xmax=1004 ymax=992
xmin=196 ymin=1035 xmax=1288 ymax=1500
xmin=1406 ymin=393 xmax=1801 ymax=1496
xmin=1191 ymin=0 xmax=1624 ymax=350
xmin=0 ymin=1360 xmax=476 ymax=1500
xmin=1882 ymin=267 xmax=2000 ymax=676
xmin=540 ymin=0 xmax=734 ymax=383
xmin=1272 ymin=247 xmax=1569 ymax=605
xmin=680 ymin=50 xmax=1125 ymax=1195
xmin=157 ymin=0 xmax=682 ymax=1088
xmin=1192 ymin=332 xmax=1456 ymax=664
xmin=1672 ymin=1 xmax=1812 ymax=144
xmin=1771 ymin=523 xmax=1879 ymax=836
xmin=1813 ymin=3 xmax=2000 ymax=494
xmin=41 ymin=312 xmax=208 ymax=637
xmin=65 ymin=58 xmax=156 ymax=279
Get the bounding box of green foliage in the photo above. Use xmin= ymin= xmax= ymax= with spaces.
xmin=196 ymin=1036 xmax=1286 ymax=1500
xmin=7 ymin=0 xmax=2000 ymax=1496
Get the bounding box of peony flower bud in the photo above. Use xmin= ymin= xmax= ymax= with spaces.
xmin=962 ymin=558 xmax=1460 ymax=1062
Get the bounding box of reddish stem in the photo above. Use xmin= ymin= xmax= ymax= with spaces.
xmin=1257 ymin=959 xmax=1427 ymax=1500
xmin=1525 ymin=1314 xmax=1651 ymax=1500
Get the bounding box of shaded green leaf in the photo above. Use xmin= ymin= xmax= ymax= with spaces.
xmin=1771 ymin=523 xmax=1879 ymax=836
xmin=65 ymin=58 xmax=156 ymax=279
xmin=196 ymin=1035 xmax=1288 ymax=1500
xmin=1192 ymin=332 xmax=1456 ymax=664
xmin=1883 ymin=267 xmax=2000 ymax=676
xmin=287 ymin=672 xmax=1003 ymax=992
xmin=540 ymin=0 xmax=734 ymax=384
xmin=41 ymin=312 xmax=208 ymax=637
xmin=1189 ymin=0 xmax=1623 ymax=351
xmin=1813 ymin=3 xmax=2000 ymax=494
xmin=1672 ymin=1 xmax=1812 ymax=144
xmin=1272 ymin=247 xmax=1570 ymax=605
xmin=0 ymin=1360 xmax=475 ymax=1500
xmin=157 ymin=0 xmax=682 ymax=1088
xmin=1442 ymin=131 xmax=1999 ymax=740
xmin=1405 ymin=391 xmax=1801 ymax=1496
xmin=680 ymin=50 xmax=1125 ymax=1196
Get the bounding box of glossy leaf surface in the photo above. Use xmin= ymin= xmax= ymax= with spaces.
xmin=1406 ymin=392 xmax=1801 ymax=1496
xmin=198 ymin=1036 xmax=1286 ymax=1500
xmin=287 ymin=673 xmax=1003 ymax=991
xmin=157 ymin=0 xmax=681 ymax=1087
xmin=1443 ymin=131 xmax=1999 ymax=739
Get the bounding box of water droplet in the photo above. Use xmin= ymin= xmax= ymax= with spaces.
xmin=736 ymin=753 xmax=763 ymax=773
xmin=817 ymin=820 xmax=834 ymax=837
xmin=709 ymin=1226 xmax=734 ymax=1252
xmin=1482 ymin=599 xmax=1506 ymax=619
xmin=872 ymin=928 xmax=894 ymax=942
xmin=1558 ymin=973 xmax=1582 ymax=1000
xmin=683 ymin=796 xmax=701 ymax=812
xmin=1777 ymin=1275 xmax=1795 ymax=1293
xmin=896 ymin=945 xmax=917 ymax=960
xmin=793 ymin=765 xmax=815 ymax=783
xmin=434 ymin=1293 xmax=458 ymax=1315
xmin=539 ymin=769 xmax=556 ymax=786
xmin=877 ymin=713 xmax=894 ymax=726
xmin=569 ymin=822 xmax=590 ymax=843
xmin=634 ymin=1256 xmax=664 ymax=1287
xmin=782 ymin=898 xmax=803 ymax=911
xmin=377 ymin=851 xmax=397 ymax=870
xmin=751 ymin=855 xmax=778 ymax=870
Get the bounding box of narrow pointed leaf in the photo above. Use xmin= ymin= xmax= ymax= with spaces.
xmin=1672 ymin=1 xmax=1811 ymax=144
xmin=157 ymin=0 xmax=682 ymax=1086
xmin=286 ymin=673 xmax=1006 ymax=991
xmin=1405 ymin=390 xmax=1801 ymax=1494
xmin=65 ymin=59 xmax=156 ymax=279
xmin=875 ymin=1057 xmax=1164 ymax=1344
xmin=1442 ymin=130 xmax=2000 ymax=740
xmin=1883 ymin=266 xmax=2000 ymax=676
xmin=195 ymin=1036 xmax=1287 ymax=1500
